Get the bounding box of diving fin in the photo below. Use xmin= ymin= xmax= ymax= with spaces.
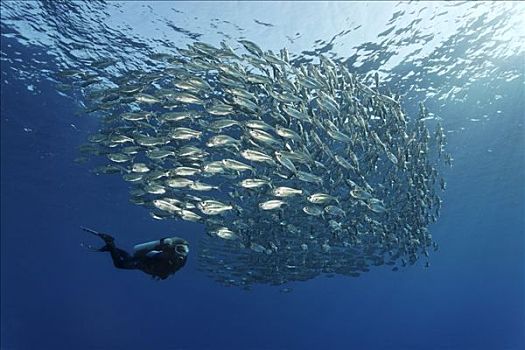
xmin=80 ymin=226 xmax=115 ymax=245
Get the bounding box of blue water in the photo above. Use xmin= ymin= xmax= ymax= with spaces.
xmin=1 ymin=2 xmax=524 ymax=349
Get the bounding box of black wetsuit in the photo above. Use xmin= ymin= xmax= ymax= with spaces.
xmin=103 ymin=239 xmax=187 ymax=280
xmin=83 ymin=228 xmax=188 ymax=280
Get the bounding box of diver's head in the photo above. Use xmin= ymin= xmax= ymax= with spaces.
xmin=165 ymin=237 xmax=190 ymax=258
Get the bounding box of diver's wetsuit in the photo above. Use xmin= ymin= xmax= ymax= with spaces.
xmin=82 ymin=227 xmax=189 ymax=280
xmin=100 ymin=239 xmax=138 ymax=269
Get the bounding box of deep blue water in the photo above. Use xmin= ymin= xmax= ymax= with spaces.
xmin=1 ymin=2 xmax=524 ymax=350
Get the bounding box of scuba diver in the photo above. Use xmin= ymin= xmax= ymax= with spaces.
xmin=81 ymin=227 xmax=189 ymax=280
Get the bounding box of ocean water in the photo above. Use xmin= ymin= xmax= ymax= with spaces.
xmin=1 ymin=2 xmax=524 ymax=350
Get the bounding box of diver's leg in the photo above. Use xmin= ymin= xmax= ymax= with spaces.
xmin=106 ymin=246 xmax=138 ymax=270
xmin=81 ymin=227 xmax=137 ymax=270
xmin=96 ymin=238 xmax=138 ymax=270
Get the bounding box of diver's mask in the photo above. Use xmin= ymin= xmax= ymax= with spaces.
xmin=163 ymin=237 xmax=189 ymax=259
xmin=175 ymin=243 xmax=189 ymax=256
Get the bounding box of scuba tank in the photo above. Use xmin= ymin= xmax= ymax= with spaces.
xmin=133 ymin=237 xmax=189 ymax=256
xmin=133 ymin=237 xmax=180 ymax=252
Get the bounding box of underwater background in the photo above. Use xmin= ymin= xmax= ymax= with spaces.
xmin=1 ymin=2 xmax=524 ymax=349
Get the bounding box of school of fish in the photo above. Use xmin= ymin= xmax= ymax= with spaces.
xmin=70 ymin=39 xmax=451 ymax=288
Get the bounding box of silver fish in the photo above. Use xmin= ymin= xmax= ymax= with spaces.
xmin=259 ymin=199 xmax=286 ymax=210
xmin=272 ymin=187 xmax=302 ymax=197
